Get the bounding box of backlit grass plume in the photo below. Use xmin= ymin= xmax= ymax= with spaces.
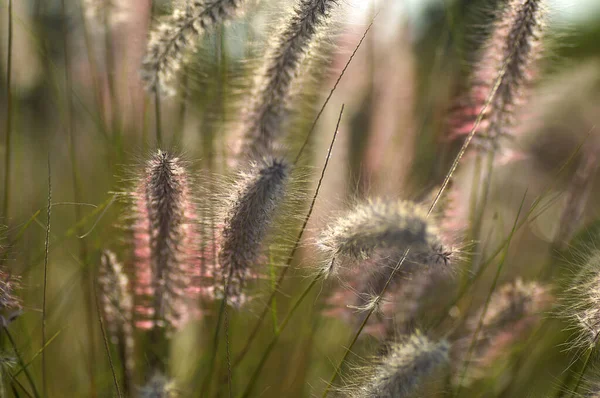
xmin=351 ymin=332 xmax=450 ymax=398
xmin=219 ymin=156 xmax=289 ymax=304
xmin=450 ymin=0 xmax=546 ymax=145
xmin=131 ymin=150 xmax=199 ymax=330
xmin=241 ymin=0 xmax=339 ymax=157
xmin=318 ymin=199 xmax=452 ymax=277
xmin=98 ymin=250 xmax=134 ymax=391
xmin=141 ymin=0 xmax=244 ymax=93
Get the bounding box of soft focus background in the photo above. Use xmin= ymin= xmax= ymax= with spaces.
xmin=2 ymin=0 xmax=600 ymax=397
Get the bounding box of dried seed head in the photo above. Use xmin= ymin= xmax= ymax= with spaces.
xmin=354 ymin=332 xmax=450 ymax=398
xmin=132 ymin=150 xmax=200 ymax=330
xmin=449 ymin=0 xmax=546 ymax=147
xmin=240 ymin=0 xmax=339 ymax=158
xmin=219 ymin=157 xmax=289 ymax=304
xmin=98 ymin=250 xmax=135 ymax=378
xmin=141 ymin=0 xmax=244 ymax=94
xmin=454 ymin=279 xmax=551 ymax=386
xmin=318 ymin=199 xmax=452 ymax=277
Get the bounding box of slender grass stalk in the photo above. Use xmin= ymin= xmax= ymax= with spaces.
xmin=2 ymin=0 xmax=13 ymax=219
xmin=239 ymin=271 xmax=323 ymax=398
xmin=94 ymin=286 xmax=122 ymax=397
xmin=295 ymin=17 xmax=375 ymax=164
xmin=238 ymin=105 xmax=343 ymax=397
xmin=454 ymin=193 xmax=526 ymax=396
xmin=568 ymin=343 xmax=595 ymax=398
xmin=41 ymin=159 xmax=51 ymax=398
xmin=155 ymin=93 xmax=162 ymax=147
xmin=61 ymin=1 xmax=96 ymax=394
xmin=4 ymin=327 xmax=39 ymax=398
xmin=320 ymin=248 xmax=412 ymax=398
xmin=427 ymin=135 xmax=586 ymax=331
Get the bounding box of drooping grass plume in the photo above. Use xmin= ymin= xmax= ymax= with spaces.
xmin=131 ymin=150 xmax=200 ymax=331
xmin=98 ymin=250 xmax=134 ymax=392
xmin=219 ymin=156 xmax=289 ymax=304
xmin=450 ymin=0 xmax=546 ymax=146
xmin=240 ymin=0 xmax=339 ymax=158
xmin=350 ymin=332 xmax=450 ymax=398
xmin=454 ymin=278 xmax=550 ymax=386
xmin=317 ymin=199 xmax=452 ymax=277
xmin=141 ymin=0 xmax=245 ymax=93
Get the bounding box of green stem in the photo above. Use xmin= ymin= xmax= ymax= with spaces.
xmin=239 ymin=273 xmax=322 ymax=398
xmin=454 ymin=192 xmax=526 ymax=397
xmin=4 ymin=327 xmax=40 ymax=398
xmin=3 ymin=0 xmax=13 ymax=219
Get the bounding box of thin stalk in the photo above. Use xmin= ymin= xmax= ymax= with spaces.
xmin=200 ymin=268 xmax=235 ymax=396
xmin=239 ymin=272 xmax=323 ymax=398
xmin=60 ymin=1 xmax=96 ymax=394
xmin=427 ymin=135 xmax=586 ymax=331
xmin=4 ymin=327 xmax=39 ymax=398
xmin=321 ymin=249 xmax=411 ymax=398
xmin=568 ymin=339 xmax=597 ymax=398
xmin=3 ymin=0 xmax=13 ymax=218
xmin=103 ymin=4 xmax=122 ymax=159
xmin=231 ymin=105 xmax=344 ymax=370
xmin=295 ymin=17 xmax=375 ymax=164
xmin=94 ymin=286 xmax=122 ymax=397
xmin=155 ymin=93 xmax=162 ymax=147
xmin=454 ymin=193 xmax=526 ymax=396
xmin=41 ymin=159 xmax=51 ymax=397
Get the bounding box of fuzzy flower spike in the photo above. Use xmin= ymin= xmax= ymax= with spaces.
xmin=451 ymin=0 xmax=545 ymax=146
xmin=141 ymin=0 xmax=245 ymax=93
xmin=318 ymin=199 xmax=452 ymax=277
xmin=352 ymin=332 xmax=450 ymax=398
xmin=132 ymin=150 xmax=199 ymax=331
xmin=219 ymin=157 xmax=289 ymax=304
xmin=240 ymin=0 xmax=339 ymax=158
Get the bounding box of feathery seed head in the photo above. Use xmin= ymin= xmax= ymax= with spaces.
xmin=353 ymin=332 xmax=450 ymax=398
xmin=449 ymin=0 xmax=546 ymax=146
xmin=141 ymin=0 xmax=244 ymax=94
xmin=219 ymin=157 xmax=289 ymax=304
xmin=240 ymin=0 xmax=339 ymax=158
xmin=132 ymin=150 xmax=201 ymax=330
xmin=318 ymin=199 xmax=452 ymax=277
